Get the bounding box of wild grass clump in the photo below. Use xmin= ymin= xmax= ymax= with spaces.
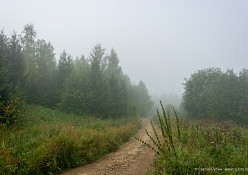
xmin=138 ymin=101 xmax=248 ymax=174
xmin=0 ymin=105 xmax=140 ymax=174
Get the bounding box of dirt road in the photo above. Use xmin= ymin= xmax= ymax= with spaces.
xmin=62 ymin=119 xmax=156 ymax=175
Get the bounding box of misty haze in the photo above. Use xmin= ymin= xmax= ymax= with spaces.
xmin=0 ymin=0 xmax=247 ymax=174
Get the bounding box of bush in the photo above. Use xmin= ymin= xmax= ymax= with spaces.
xmin=0 ymin=96 xmax=24 ymax=128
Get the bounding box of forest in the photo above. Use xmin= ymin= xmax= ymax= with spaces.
xmin=0 ymin=23 xmax=154 ymax=125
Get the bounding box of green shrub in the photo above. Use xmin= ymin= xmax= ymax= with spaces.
xmin=0 ymin=96 xmax=24 ymax=128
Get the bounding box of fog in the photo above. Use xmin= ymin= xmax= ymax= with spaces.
xmin=1 ymin=0 xmax=248 ymax=96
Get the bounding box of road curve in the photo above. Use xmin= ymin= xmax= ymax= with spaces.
xmin=62 ymin=119 xmax=155 ymax=175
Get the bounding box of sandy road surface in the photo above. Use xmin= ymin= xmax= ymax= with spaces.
xmin=62 ymin=119 xmax=156 ymax=175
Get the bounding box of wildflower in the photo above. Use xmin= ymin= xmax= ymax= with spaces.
xmin=210 ymin=141 xmax=214 ymax=144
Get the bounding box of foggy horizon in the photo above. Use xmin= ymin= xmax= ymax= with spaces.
xmin=1 ymin=0 xmax=247 ymax=96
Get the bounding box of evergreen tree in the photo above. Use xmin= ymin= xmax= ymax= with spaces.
xmin=7 ymin=33 xmax=25 ymax=89
xmin=136 ymin=81 xmax=154 ymax=118
xmin=128 ymin=81 xmax=154 ymax=118
xmin=0 ymin=31 xmax=10 ymax=102
xmin=238 ymin=69 xmax=248 ymax=124
xmin=57 ymin=50 xmax=73 ymax=88
xmin=60 ymin=56 xmax=91 ymax=114
xmin=105 ymin=49 xmax=128 ymax=117
xmin=89 ymin=44 xmax=107 ymax=117
xmin=35 ymin=39 xmax=57 ymax=106
xmin=106 ymin=49 xmax=122 ymax=76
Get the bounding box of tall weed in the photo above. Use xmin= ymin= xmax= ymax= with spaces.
xmin=137 ymin=101 xmax=248 ymax=174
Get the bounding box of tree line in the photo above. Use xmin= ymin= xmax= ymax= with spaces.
xmin=0 ymin=24 xmax=154 ymax=123
xmin=183 ymin=68 xmax=248 ymax=125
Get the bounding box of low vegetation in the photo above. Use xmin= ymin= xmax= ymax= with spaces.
xmin=0 ymin=105 xmax=141 ymax=174
xmin=138 ymin=102 xmax=248 ymax=174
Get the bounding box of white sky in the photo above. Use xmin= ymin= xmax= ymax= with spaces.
xmin=1 ymin=0 xmax=248 ymax=96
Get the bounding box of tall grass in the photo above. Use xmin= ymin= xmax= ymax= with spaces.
xmin=137 ymin=101 xmax=248 ymax=174
xmin=0 ymin=105 xmax=141 ymax=174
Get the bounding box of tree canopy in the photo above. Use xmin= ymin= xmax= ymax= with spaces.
xmin=0 ymin=24 xmax=154 ymax=123
xmin=183 ymin=68 xmax=248 ymax=125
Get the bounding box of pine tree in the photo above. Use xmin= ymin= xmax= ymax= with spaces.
xmin=89 ymin=44 xmax=108 ymax=117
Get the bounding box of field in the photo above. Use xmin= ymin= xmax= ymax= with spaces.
xmin=143 ymin=108 xmax=248 ymax=175
xmin=0 ymin=105 xmax=141 ymax=175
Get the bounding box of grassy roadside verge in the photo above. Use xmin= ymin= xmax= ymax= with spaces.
xmin=141 ymin=104 xmax=248 ymax=175
xmin=151 ymin=119 xmax=248 ymax=174
xmin=0 ymin=105 xmax=141 ymax=174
